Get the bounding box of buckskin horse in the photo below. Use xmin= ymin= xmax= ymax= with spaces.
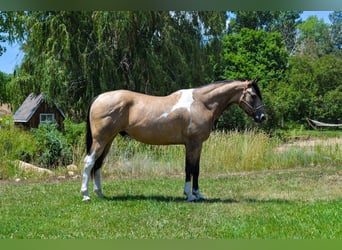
xmin=80 ymin=79 xmax=266 ymax=201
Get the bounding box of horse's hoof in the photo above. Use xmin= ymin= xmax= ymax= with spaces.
xmin=192 ymin=189 xmax=204 ymax=200
xmin=94 ymin=190 xmax=105 ymax=198
xmin=82 ymin=196 xmax=91 ymax=202
xmin=184 ymin=193 xmax=197 ymax=202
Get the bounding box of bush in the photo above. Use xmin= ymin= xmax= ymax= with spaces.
xmin=0 ymin=118 xmax=37 ymax=179
xmin=63 ymin=119 xmax=86 ymax=147
xmin=32 ymin=124 xmax=73 ymax=168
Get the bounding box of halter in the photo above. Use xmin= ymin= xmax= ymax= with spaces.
xmin=239 ymin=81 xmax=264 ymax=115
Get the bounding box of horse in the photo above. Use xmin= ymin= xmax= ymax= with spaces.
xmin=80 ymin=79 xmax=266 ymax=201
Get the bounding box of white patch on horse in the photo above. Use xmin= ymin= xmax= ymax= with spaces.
xmin=158 ymin=89 xmax=194 ymax=119
xmin=84 ymin=151 xmax=96 ymax=168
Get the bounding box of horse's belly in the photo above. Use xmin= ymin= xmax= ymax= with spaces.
xmin=126 ymin=121 xmax=186 ymax=145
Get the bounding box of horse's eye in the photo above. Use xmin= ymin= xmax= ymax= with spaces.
xmin=251 ymin=94 xmax=257 ymax=99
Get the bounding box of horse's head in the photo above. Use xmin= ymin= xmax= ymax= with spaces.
xmin=239 ymin=79 xmax=266 ymax=123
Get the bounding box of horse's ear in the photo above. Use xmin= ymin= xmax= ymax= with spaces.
xmin=247 ymin=79 xmax=258 ymax=87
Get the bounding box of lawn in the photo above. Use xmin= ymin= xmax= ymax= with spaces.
xmin=1 ymin=166 xmax=341 ymax=239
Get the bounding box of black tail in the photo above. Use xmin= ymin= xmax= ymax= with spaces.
xmin=85 ymin=97 xmax=104 ymax=178
xmin=86 ymin=101 xmax=93 ymax=155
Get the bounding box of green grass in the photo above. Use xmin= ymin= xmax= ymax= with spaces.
xmin=1 ymin=129 xmax=342 ymax=239
xmin=1 ymin=166 xmax=341 ymax=239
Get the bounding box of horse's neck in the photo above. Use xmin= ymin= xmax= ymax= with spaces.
xmin=199 ymin=81 xmax=246 ymax=119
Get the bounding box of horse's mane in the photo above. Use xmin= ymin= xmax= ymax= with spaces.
xmin=252 ymin=81 xmax=263 ymax=100
xmin=197 ymin=80 xmax=262 ymax=100
xmin=196 ymin=80 xmax=234 ymax=89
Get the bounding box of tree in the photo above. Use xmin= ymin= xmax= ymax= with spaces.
xmin=0 ymin=71 xmax=11 ymax=103
xmin=221 ymin=28 xmax=288 ymax=83
xmin=277 ymin=54 xmax=342 ymax=126
xmin=8 ymin=11 xmax=228 ymax=120
xmin=228 ymin=11 xmax=302 ymax=53
xmin=0 ymin=11 xmax=25 ymax=56
xmin=329 ymin=11 xmax=342 ymax=50
xmin=294 ymin=16 xmax=333 ymax=58
xmin=218 ymin=28 xmax=289 ymax=130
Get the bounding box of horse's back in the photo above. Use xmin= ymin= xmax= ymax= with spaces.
xmin=88 ymin=88 xmax=212 ymax=145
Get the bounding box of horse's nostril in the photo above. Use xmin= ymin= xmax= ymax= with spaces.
xmin=260 ymin=114 xmax=266 ymax=121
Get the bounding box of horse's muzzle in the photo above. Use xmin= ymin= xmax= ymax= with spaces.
xmin=254 ymin=112 xmax=266 ymax=123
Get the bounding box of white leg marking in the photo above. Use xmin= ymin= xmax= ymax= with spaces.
xmin=81 ymin=151 xmax=96 ymax=201
xmin=184 ymin=181 xmax=196 ymax=201
xmin=93 ymin=169 xmax=104 ymax=198
xmin=192 ymin=189 xmax=204 ymax=200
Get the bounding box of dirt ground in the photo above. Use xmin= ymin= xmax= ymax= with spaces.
xmin=277 ymin=137 xmax=342 ymax=152
xmin=0 ymin=104 xmax=12 ymax=117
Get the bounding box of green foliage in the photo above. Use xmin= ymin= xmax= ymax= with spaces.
xmin=63 ymin=119 xmax=85 ymax=146
xmin=229 ymin=11 xmax=302 ymax=53
xmin=219 ymin=28 xmax=288 ymax=129
xmin=277 ymin=54 xmax=342 ymax=126
xmin=296 ymin=16 xmax=333 ymax=57
xmin=329 ymin=11 xmax=342 ymax=50
xmin=0 ymin=11 xmax=25 ymax=56
xmin=2 ymin=11 xmax=342 ymax=130
xmin=222 ymin=28 xmax=288 ymax=81
xmin=9 ymin=11 xmax=227 ymax=120
xmin=0 ymin=119 xmax=86 ymax=178
xmin=32 ymin=124 xmax=73 ymax=168
xmin=0 ymin=118 xmax=37 ymax=179
xmin=0 ymin=72 xmax=11 ymax=103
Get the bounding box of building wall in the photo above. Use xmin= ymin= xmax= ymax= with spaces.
xmin=15 ymin=102 xmax=64 ymax=130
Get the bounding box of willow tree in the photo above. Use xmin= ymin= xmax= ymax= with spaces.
xmin=9 ymin=11 xmax=227 ymax=120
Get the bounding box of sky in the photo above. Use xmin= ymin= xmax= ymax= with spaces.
xmin=0 ymin=11 xmax=334 ymax=75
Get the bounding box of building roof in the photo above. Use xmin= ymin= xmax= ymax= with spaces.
xmin=13 ymin=93 xmax=65 ymax=123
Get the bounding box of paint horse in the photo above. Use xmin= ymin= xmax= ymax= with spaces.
xmin=81 ymin=80 xmax=266 ymax=201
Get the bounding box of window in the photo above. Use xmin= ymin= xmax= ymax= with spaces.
xmin=40 ymin=113 xmax=55 ymax=124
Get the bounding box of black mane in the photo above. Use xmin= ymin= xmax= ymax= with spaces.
xmin=252 ymin=81 xmax=263 ymax=100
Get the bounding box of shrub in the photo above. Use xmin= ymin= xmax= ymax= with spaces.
xmin=0 ymin=118 xmax=37 ymax=179
xmin=63 ymin=119 xmax=86 ymax=147
xmin=32 ymin=124 xmax=73 ymax=168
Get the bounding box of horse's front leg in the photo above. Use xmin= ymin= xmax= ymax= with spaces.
xmin=191 ymin=161 xmax=205 ymax=201
xmin=184 ymin=142 xmax=205 ymax=201
xmin=80 ymin=152 xmax=96 ymax=201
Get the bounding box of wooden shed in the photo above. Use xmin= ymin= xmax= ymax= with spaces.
xmin=13 ymin=93 xmax=65 ymax=130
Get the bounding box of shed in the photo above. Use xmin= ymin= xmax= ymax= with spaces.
xmin=13 ymin=93 xmax=65 ymax=130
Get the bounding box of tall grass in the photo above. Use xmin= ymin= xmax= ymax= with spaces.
xmin=1 ymin=119 xmax=342 ymax=180
xmin=99 ymin=130 xmax=342 ymax=178
xmin=0 ymin=124 xmax=37 ymax=179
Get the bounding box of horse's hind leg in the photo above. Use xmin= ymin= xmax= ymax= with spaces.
xmin=93 ymin=142 xmax=112 ymax=198
xmin=81 ymin=151 xmax=97 ymax=201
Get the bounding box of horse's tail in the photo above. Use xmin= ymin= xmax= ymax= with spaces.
xmin=86 ymin=96 xmax=106 ymax=178
xmin=86 ymin=101 xmax=93 ymax=155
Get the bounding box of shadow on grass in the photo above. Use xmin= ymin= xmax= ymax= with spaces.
xmin=102 ymin=195 xmax=293 ymax=204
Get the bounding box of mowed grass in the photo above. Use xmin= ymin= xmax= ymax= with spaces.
xmin=1 ymin=166 xmax=341 ymax=239
xmin=1 ymin=131 xmax=342 ymax=239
